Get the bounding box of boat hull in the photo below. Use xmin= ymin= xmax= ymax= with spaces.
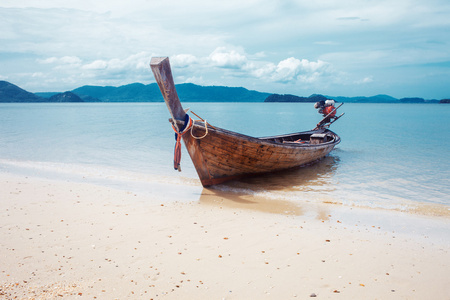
xmin=179 ymin=121 xmax=339 ymax=186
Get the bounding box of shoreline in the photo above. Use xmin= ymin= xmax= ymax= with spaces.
xmin=2 ymin=157 xmax=450 ymax=220
xmin=1 ymin=173 xmax=449 ymax=299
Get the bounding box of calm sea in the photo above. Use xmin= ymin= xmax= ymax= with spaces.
xmin=1 ymin=102 xmax=449 ymax=214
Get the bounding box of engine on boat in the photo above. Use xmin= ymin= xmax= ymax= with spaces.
xmin=314 ymin=99 xmax=336 ymax=118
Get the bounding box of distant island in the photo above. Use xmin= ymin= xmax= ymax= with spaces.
xmin=265 ymin=93 xmax=443 ymax=104
xmin=264 ymin=94 xmax=328 ymax=103
xmin=0 ymin=80 xmax=448 ymax=104
xmin=48 ymin=91 xmax=84 ymax=103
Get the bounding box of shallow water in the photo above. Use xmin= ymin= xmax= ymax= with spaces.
xmin=0 ymin=102 xmax=449 ymax=214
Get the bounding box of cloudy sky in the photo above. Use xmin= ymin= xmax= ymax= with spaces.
xmin=1 ymin=0 xmax=449 ymax=98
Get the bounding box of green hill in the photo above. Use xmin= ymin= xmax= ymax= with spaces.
xmin=48 ymin=91 xmax=84 ymax=102
xmin=176 ymin=83 xmax=270 ymax=102
xmin=0 ymin=81 xmax=44 ymax=102
xmin=1 ymin=80 xmax=448 ymax=103
xmin=72 ymin=83 xmax=269 ymax=102
xmin=72 ymin=83 xmax=161 ymax=102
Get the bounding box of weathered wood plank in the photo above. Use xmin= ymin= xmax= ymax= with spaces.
xmin=182 ymin=123 xmax=337 ymax=185
xmin=150 ymin=57 xmax=186 ymax=132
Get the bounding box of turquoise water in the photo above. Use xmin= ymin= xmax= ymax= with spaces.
xmin=1 ymin=103 xmax=449 ymax=212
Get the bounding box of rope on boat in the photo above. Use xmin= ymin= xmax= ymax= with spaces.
xmin=189 ymin=110 xmax=211 ymax=139
xmin=171 ymin=113 xmax=209 ymax=171
xmin=191 ymin=111 xmax=216 ymax=130
xmin=172 ymin=114 xmax=193 ymax=172
xmin=191 ymin=119 xmax=209 ymax=139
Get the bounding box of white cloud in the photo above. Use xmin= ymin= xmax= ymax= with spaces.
xmin=355 ymin=76 xmax=374 ymax=84
xmin=31 ymin=72 xmax=45 ymax=78
xmin=83 ymin=60 xmax=108 ymax=70
xmin=249 ymin=62 xmax=276 ymax=79
xmin=38 ymin=56 xmax=81 ymax=65
xmin=158 ymin=51 xmax=333 ymax=88
xmin=171 ymin=54 xmax=198 ymax=68
xmin=272 ymin=57 xmax=303 ymax=82
xmin=247 ymin=57 xmax=330 ymax=84
xmin=184 ymin=75 xmax=205 ymax=85
xmin=80 ymin=52 xmax=151 ymax=71
xmin=38 ymin=57 xmax=58 ymax=64
xmin=60 ymin=56 xmax=82 ymax=65
xmin=208 ymin=47 xmax=247 ymax=69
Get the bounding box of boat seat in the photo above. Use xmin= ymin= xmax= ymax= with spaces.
xmin=310 ymin=133 xmax=328 ymax=144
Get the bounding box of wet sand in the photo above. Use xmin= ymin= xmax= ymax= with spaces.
xmin=1 ymin=173 xmax=449 ymax=299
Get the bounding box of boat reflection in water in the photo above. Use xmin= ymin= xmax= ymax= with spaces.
xmin=198 ymin=155 xmax=341 ymax=218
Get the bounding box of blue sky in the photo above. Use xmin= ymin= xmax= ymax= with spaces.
xmin=1 ymin=0 xmax=449 ymax=99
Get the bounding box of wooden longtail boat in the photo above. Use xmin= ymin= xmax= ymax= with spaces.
xmin=150 ymin=57 xmax=341 ymax=187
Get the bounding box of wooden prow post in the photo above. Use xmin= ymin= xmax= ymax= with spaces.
xmin=150 ymin=57 xmax=186 ymax=132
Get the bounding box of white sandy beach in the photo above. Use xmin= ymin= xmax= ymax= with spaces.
xmin=1 ymin=173 xmax=449 ymax=299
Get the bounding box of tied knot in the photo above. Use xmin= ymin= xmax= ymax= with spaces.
xmin=172 ymin=114 xmax=193 ymax=171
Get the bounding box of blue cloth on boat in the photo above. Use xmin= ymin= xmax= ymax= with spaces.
xmin=174 ymin=114 xmax=190 ymax=140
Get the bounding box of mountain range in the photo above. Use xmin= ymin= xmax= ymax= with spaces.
xmin=0 ymin=80 xmax=448 ymax=104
